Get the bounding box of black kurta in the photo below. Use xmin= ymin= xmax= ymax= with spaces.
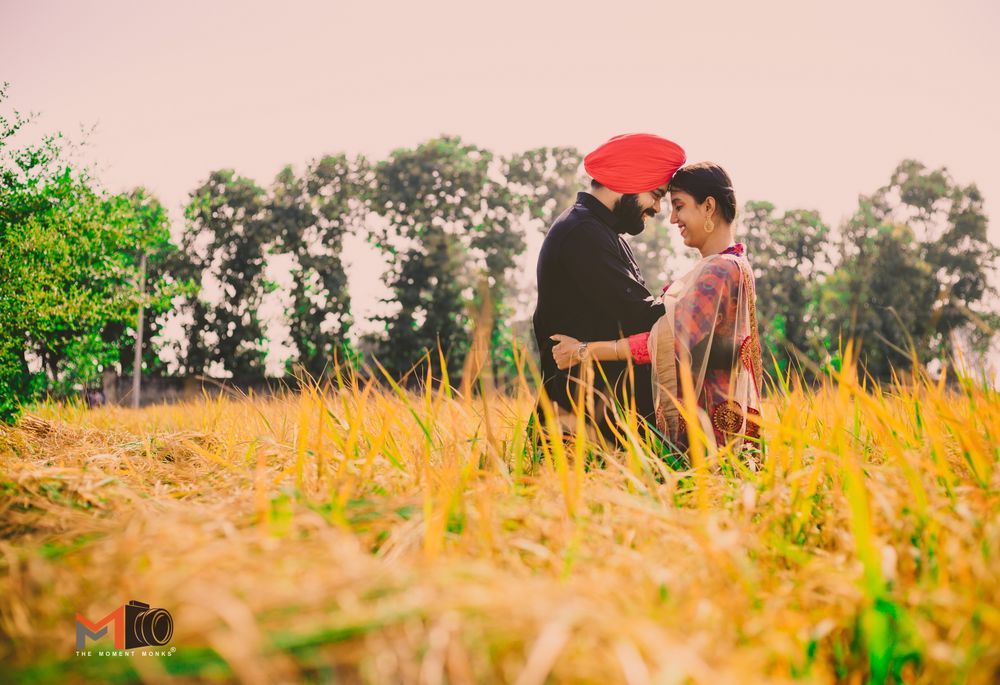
xmin=533 ymin=192 xmax=665 ymax=425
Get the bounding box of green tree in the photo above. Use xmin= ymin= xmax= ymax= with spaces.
xmin=269 ymin=155 xmax=364 ymax=378
xmin=742 ymin=201 xmax=832 ymax=376
xmin=820 ymin=160 xmax=997 ymax=379
xmin=178 ymin=170 xmax=272 ymax=378
xmin=503 ymin=146 xmax=582 ymax=226
xmin=821 ymin=218 xmax=935 ymax=378
xmin=0 ymin=85 xmax=168 ymax=421
xmin=370 ymin=137 xmax=518 ymax=382
xmin=107 ymin=188 xmax=193 ymax=377
xmin=880 ymin=160 xmax=998 ymax=355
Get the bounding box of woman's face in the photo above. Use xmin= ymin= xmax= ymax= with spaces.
xmin=669 ymin=190 xmax=711 ymax=249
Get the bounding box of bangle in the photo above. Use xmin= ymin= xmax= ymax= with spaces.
xmin=615 ymin=339 xmax=621 ymax=360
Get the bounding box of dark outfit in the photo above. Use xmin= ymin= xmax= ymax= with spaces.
xmin=532 ymin=192 xmax=665 ymax=429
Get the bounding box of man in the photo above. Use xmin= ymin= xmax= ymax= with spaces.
xmin=532 ymin=133 xmax=686 ymax=437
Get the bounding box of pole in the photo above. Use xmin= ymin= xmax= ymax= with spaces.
xmin=132 ymin=252 xmax=147 ymax=409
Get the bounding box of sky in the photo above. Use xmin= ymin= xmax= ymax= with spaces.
xmin=3 ymin=0 xmax=999 ymax=366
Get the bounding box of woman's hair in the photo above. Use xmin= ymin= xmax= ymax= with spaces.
xmin=667 ymin=162 xmax=737 ymax=224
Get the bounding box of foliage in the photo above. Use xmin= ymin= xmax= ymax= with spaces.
xmin=742 ymin=201 xmax=833 ymax=376
xmin=820 ymin=160 xmax=997 ymax=380
xmin=370 ymin=137 xmax=510 ymax=382
xmin=369 ymin=139 xmax=585 ymax=386
xmin=0 ymin=85 xmax=176 ymax=422
xmin=177 ymin=170 xmax=272 ymax=378
xmin=502 ymin=145 xmax=582 ymax=225
xmin=108 ymin=188 xmax=194 ymax=377
xmin=269 ymin=155 xmax=366 ymax=378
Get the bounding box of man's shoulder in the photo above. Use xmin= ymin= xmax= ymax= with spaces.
xmin=546 ymin=205 xmax=614 ymax=244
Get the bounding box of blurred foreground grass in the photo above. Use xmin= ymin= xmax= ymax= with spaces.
xmin=1 ymin=358 xmax=998 ymax=684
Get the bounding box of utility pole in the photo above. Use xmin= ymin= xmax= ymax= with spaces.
xmin=132 ymin=251 xmax=147 ymax=409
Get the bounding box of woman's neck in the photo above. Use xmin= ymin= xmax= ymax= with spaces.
xmin=698 ymin=226 xmax=735 ymax=258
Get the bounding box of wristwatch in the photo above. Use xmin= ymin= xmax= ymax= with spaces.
xmin=576 ymin=341 xmax=589 ymax=362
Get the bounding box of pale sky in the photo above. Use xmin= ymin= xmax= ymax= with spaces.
xmin=3 ymin=0 xmax=999 ymax=367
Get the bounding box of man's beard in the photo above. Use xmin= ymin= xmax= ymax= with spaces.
xmin=613 ymin=194 xmax=656 ymax=236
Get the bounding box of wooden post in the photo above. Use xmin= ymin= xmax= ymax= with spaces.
xmin=132 ymin=252 xmax=147 ymax=409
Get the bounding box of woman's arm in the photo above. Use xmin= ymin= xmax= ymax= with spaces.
xmin=550 ymin=334 xmax=632 ymax=370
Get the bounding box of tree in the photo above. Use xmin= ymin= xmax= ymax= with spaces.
xmin=880 ymin=160 xmax=998 ymax=357
xmin=108 ymin=188 xmax=193 ymax=378
xmin=178 ymin=170 xmax=272 ymax=378
xmin=503 ymin=146 xmax=582 ymax=227
xmin=369 ymin=137 xmax=515 ymax=382
xmin=0 ymin=85 xmax=166 ymax=421
xmin=821 ymin=217 xmax=935 ymax=378
xmin=742 ymin=201 xmax=832 ymax=376
xmin=820 ymin=161 xmax=997 ymax=380
xmin=269 ymin=155 xmax=364 ymax=378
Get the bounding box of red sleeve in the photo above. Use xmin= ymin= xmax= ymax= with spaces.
xmin=628 ymin=332 xmax=651 ymax=365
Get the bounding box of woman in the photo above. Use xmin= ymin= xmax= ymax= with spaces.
xmin=551 ymin=162 xmax=763 ymax=458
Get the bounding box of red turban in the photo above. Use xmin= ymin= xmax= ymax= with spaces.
xmin=583 ymin=133 xmax=686 ymax=194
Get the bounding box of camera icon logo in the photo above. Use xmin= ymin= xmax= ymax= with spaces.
xmin=124 ymin=601 xmax=174 ymax=649
xmin=75 ymin=600 xmax=174 ymax=650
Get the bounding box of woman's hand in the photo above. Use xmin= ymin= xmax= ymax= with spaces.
xmin=550 ymin=334 xmax=583 ymax=370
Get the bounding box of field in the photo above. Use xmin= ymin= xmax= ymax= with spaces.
xmin=1 ymin=358 xmax=998 ymax=684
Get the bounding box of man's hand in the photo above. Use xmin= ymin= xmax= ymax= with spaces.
xmin=550 ymin=334 xmax=584 ymax=370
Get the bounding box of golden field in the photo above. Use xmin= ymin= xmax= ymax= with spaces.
xmin=1 ymin=356 xmax=998 ymax=684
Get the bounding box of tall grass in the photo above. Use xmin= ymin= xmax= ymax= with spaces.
xmin=0 ymin=350 xmax=997 ymax=684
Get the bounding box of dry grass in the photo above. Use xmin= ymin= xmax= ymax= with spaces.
xmin=1 ymin=355 xmax=998 ymax=684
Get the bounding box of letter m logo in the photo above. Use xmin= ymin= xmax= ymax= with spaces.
xmin=75 ymin=605 xmax=124 ymax=650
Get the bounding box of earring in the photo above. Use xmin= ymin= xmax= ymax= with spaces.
xmin=704 ymin=215 xmax=715 ymax=234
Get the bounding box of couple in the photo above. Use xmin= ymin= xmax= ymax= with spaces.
xmin=532 ymin=133 xmax=762 ymax=458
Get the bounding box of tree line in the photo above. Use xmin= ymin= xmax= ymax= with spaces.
xmin=1 ymin=85 xmax=996 ymax=422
